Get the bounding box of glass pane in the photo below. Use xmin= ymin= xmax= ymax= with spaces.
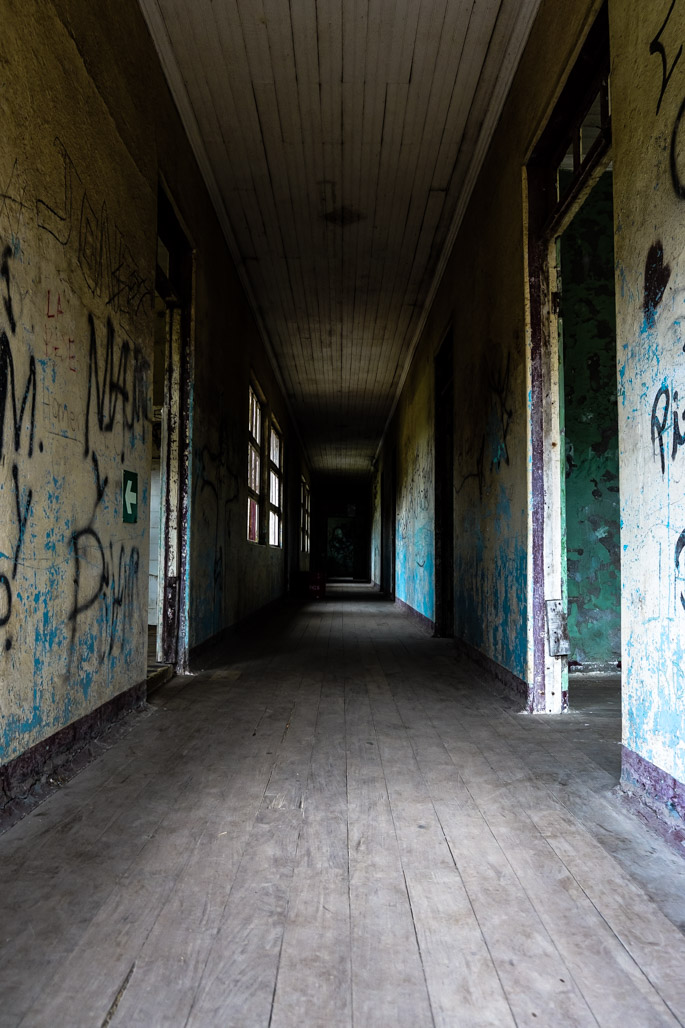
xmin=248 ymin=445 xmax=260 ymax=492
xmin=556 ymin=141 xmax=575 ymax=202
xmin=270 ymin=429 xmax=281 ymax=466
xmin=270 ymin=470 xmax=280 ymax=506
xmin=249 ymin=387 xmax=261 ymax=441
xmin=269 ymin=511 xmax=280 ymax=546
xmin=247 ymin=497 xmax=259 ymax=542
xmin=580 ymin=92 xmax=602 ymax=161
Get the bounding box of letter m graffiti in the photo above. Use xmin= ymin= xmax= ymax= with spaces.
xmin=0 ymin=332 xmax=36 ymax=459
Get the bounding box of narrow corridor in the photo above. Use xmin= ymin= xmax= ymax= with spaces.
xmin=2 ymin=587 xmax=685 ymax=1027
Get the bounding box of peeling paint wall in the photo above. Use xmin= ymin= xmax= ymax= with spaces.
xmin=611 ymin=0 xmax=685 ymax=787
xmin=374 ymin=0 xmax=600 ymax=692
xmin=560 ymin=172 xmax=621 ymax=666
xmin=393 ymin=351 xmax=435 ymax=623
xmin=371 ymin=469 xmax=381 ymax=586
xmin=1 ymin=0 xmax=302 ymax=768
xmin=0 ymin=1 xmax=154 ymax=763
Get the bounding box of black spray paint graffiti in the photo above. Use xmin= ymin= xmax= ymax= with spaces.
xmin=0 ymin=160 xmax=31 ymax=242
xmin=84 ymin=313 xmax=150 ymax=460
xmin=643 ymin=241 xmax=671 ymax=329
xmin=651 ymin=384 xmax=685 ymax=473
xmin=0 ymin=247 xmax=36 ymax=459
xmin=488 ymin=351 xmax=513 ymax=471
xmin=37 ymin=137 xmax=153 ymax=321
xmin=68 ymin=454 xmax=140 ymax=668
xmin=397 ymin=444 xmax=433 ymax=543
xmin=11 ymin=463 xmax=32 ymax=579
xmin=675 ymin=530 xmax=685 ymax=610
xmin=0 ymin=159 xmax=148 ymax=665
xmin=651 ymin=0 xmax=682 ymax=115
xmin=456 ymin=351 xmax=513 ymax=500
xmin=193 ymin=414 xmax=240 ymax=624
xmin=0 ymin=573 xmax=10 ymax=642
xmin=0 ymin=242 xmax=37 ymax=653
xmin=647 ymin=14 xmax=685 ymax=612
xmin=455 ymin=435 xmax=485 ymax=500
xmin=650 ymin=1 xmax=685 ymax=199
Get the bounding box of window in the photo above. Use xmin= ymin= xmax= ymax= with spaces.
xmin=268 ymin=425 xmax=283 ymax=546
xmin=247 ymin=386 xmax=262 ymax=542
xmin=528 ymin=4 xmax=610 ymax=234
xmin=300 ymin=478 xmax=310 ymax=553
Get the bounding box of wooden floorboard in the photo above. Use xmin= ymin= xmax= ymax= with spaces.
xmin=2 ymin=584 xmax=685 ymax=1027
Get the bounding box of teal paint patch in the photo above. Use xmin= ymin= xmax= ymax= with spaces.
xmin=454 ymin=521 xmax=527 ymax=680
xmin=560 ymin=172 xmax=620 ymax=665
xmin=396 ymin=521 xmax=434 ymax=621
xmin=395 ymin=435 xmax=435 ymax=622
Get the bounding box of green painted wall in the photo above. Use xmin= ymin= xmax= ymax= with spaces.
xmin=560 ymin=172 xmax=620 ymax=666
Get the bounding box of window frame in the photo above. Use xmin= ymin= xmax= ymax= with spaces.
xmin=247 ymin=384 xmax=262 ymax=543
xmin=268 ymin=422 xmax=283 ymax=548
xmin=300 ymin=477 xmax=311 ymax=554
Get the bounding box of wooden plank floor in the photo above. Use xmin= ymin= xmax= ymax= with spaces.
xmin=2 ymin=584 xmax=685 ymax=1027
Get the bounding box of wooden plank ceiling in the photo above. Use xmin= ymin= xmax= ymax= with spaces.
xmin=139 ymin=0 xmax=541 ymax=475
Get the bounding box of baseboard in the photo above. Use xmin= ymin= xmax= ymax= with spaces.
xmin=620 ymin=746 xmax=685 ymax=848
xmin=0 ymin=679 xmax=147 ymax=830
xmin=394 ymin=597 xmax=435 ymax=635
xmin=453 ymin=636 xmax=528 ymax=706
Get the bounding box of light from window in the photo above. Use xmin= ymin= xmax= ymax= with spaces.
xmin=247 ymin=386 xmax=262 ymax=542
xmin=268 ymin=425 xmax=283 ymax=547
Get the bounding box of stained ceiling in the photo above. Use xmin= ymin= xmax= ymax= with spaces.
xmin=138 ymin=0 xmax=541 ymax=475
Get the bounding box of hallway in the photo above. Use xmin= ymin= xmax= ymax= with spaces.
xmin=2 ymin=587 xmax=685 ymax=1027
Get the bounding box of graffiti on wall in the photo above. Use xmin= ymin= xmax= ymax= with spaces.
xmin=0 ymin=145 xmax=150 ymax=738
xmin=396 ymin=433 xmax=434 ymax=618
xmin=83 ymin=314 xmax=150 ymax=459
xmin=1 ymin=242 xmax=37 ymax=654
xmin=192 ymin=412 xmax=239 ymax=636
xmin=397 ymin=444 xmax=432 ymax=545
xmin=647 ymin=7 xmax=685 ymax=614
xmin=67 ymin=453 xmax=141 ymax=681
xmin=456 ymin=350 xmax=513 ymax=499
xmin=37 ymin=137 xmax=153 ymax=323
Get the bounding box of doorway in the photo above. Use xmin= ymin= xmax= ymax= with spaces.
xmin=434 ymin=328 xmax=455 ymax=636
xmin=149 ymin=187 xmax=193 ymax=671
xmin=526 ymin=2 xmax=616 ymax=712
xmin=557 ymin=170 xmax=620 ymax=685
xmin=380 ymin=452 xmax=397 ymax=597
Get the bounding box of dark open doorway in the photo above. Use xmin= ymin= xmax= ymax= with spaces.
xmin=380 ymin=452 xmax=397 ymax=597
xmin=557 ymin=170 xmax=620 ymax=679
xmin=148 ymin=187 xmax=193 ymax=672
xmin=434 ymin=328 xmax=454 ymax=636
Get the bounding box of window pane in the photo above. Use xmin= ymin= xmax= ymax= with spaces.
xmin=556 ymin=141 xmax=575 ymax=202
xmin=269 ymin=511 xmax=280 ymax=546
xmin=580 ymin=93 xmax=602 ymax=161
xmin=270 ymin=469 xmax=280 ymax=506
xmin=248 ymin=497 xmax=259 ymax=542
xmin=270 ymin=428 xmax=281 ymax=466
xmin=249 ymin=446 xmax=260 ymax=492
xmin=249 ymin=387 xmax=261 ymax=441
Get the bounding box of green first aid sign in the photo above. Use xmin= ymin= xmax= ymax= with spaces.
xmin=123 ymin=470 xmax=138 ymax=523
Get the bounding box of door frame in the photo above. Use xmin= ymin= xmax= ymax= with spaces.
xmin=524 ymin=3 xmax=611 ymax=711
xmin=155 ymin=185 xmax=194 ymax=672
